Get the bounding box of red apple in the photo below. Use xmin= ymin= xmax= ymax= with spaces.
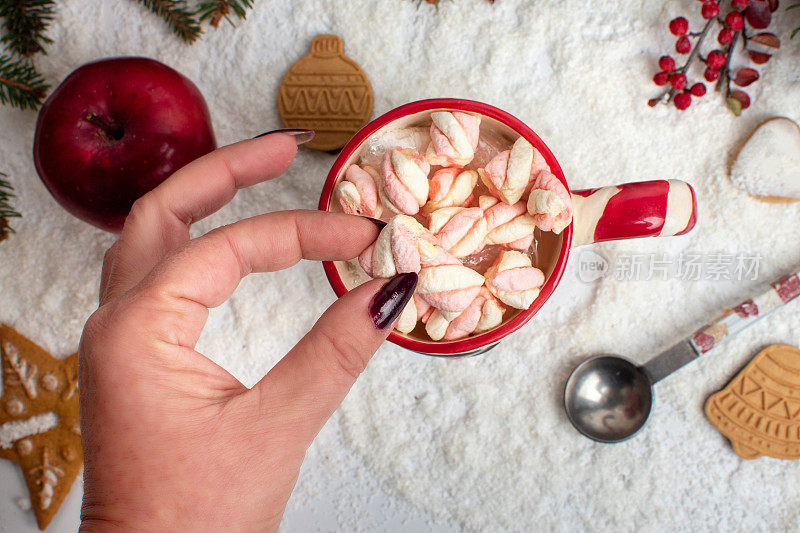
xmin=33 ymin=57 xmax=216 ymax=232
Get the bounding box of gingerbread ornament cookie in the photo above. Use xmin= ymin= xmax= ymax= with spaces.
xmin=278 ymin=35 xmax=373 ymax=151
xmin=706 ymin=344 xmax=800 ymax=460
xmin=0 ymin=325 xmax=81 ymax=529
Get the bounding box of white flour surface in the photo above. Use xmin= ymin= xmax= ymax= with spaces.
xmin=0 ymin=0 xmax=799 ymax=531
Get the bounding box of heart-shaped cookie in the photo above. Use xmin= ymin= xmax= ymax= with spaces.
xmin=730 ymin=117 xmax=800 ymax=203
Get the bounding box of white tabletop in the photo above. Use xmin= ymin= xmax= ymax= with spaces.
xmin=1 ymin=0 xmax=799 ymax=530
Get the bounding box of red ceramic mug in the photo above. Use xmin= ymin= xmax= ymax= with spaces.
xmin=319 ymin=99 xmax=697 ymax=356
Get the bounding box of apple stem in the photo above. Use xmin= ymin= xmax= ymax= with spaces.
xmin=84 ymin=112 xmax=124 ymax=141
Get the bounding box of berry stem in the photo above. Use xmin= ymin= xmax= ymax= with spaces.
xmin=679 ymin=18 xmax=715 ymax=73
xmin=716 ymin=29 xmax=739 ymax=95
xmin=650 ymin=18 xmax=715 ymax=106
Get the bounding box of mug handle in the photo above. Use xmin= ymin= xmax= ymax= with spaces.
xmin=570 ymin=179 xmax=697 ymax=247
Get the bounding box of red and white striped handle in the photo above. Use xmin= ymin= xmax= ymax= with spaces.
xmin=690 ymin=271 xmax=800 ymax=354
xmin=571 ymin=179 xmax=698 ymax=247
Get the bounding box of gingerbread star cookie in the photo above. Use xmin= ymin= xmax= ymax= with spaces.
xmin=0 ymin=324 xmax=81 ymax=529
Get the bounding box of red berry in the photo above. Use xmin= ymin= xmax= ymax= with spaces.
xmin=669 ymin=17 xmax=689 ymax=36
xmin=658 ymin=56 xmax=676 ymax=71
xmin=706 ymin=50 xmax=726 ymax=69
xmin=701 ymin=1 xmax=720 ymax=18
xmin=676 ymin=36 xmax=692 ymax=54
xmin=674 ymin=93 xmax=692 ymax=110
xmin=690 ymin=83 xmax=707 ymax=96
xmin=718 ymin=28 xmax=734 ymax=44
xmin=732 ymin=0 xmax=748 ymax=11
xmin=653 ymin=71 xmax=670 ymax=86
xmin=704 ymin=67 xmax=720 ymax=81
xmin=725 ymin=11 xmax=744 ymax=30
xmin=670 ymin=72 xmax=687 ymax=90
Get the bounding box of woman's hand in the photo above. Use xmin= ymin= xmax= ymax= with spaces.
xmin=78 ymin=132 xmax=417 ymax=532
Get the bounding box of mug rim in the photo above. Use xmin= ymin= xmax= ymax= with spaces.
xmin=319 ymin=98 xmax=573 ymax=355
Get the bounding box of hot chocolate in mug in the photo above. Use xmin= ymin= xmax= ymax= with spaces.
xmin=319 ymin=99 xmax=698 ymax=356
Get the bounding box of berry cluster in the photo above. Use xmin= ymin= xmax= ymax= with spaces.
xmin=649 ymin=0 xmax=781 ymax=115
xmin=654 ymin=56 xmax=707 ymax=110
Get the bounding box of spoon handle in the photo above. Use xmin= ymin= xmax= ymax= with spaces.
xmin=642 ymin=270 xmax=800 ymax=384
xmin=688 ymin=270 xmax=800 ymax=355
xmin=641 ymin=340 xmax=697 ymax=384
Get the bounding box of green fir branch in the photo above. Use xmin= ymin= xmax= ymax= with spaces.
xmin=789 ymin=3 xmax=800 ymax=38
xmin=0 ymin=0 xmax=55 ymax=57
xmin=136 ymin=0 xmax=201 ymax=43
xmin=0 ymin=54 xmax=47 ymax=109
xmin=195 ymin=0 xmax=253 ymax=27
xmin=0 ymin=172 xmax=20 ymax=241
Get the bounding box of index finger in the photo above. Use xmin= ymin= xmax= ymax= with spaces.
xmin=130 ymin=210 xmax=381 ymax=348
xmin=105 ymin=131 xmax=311 ymax=301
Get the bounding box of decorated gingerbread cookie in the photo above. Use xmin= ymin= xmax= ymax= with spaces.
xmin=706 ymin=344 xmax=800 ymax=460
xmin=0 ymin=325 xmax=81 ymax=529
xmin=278 ymin=35 xmax=373 ymax=151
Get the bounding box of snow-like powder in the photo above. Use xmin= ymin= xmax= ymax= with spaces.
xmin=0 ymin=0 xmax=798 ymax=530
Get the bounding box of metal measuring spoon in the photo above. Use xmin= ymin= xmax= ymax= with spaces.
xmin=564 ymin=269 xmax=800 ymax=443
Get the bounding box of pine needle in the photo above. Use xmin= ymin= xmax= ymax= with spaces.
xmin=0 ymin=172 xmax=20 ymax=241
xmin=0 ymin=54 xmax=47 ymax=109
xmin=789 ymin=2 xmax=800 ymax=38
xmin=0 ymin=0 xmax=55 ymax=57
xmin=195 ymin=0 xmax=253 ymax=28
xmin=137 ymin=0 xmax=201 ymax=43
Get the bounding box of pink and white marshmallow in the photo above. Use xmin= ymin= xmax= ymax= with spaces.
xmin=358 ymin=215 xmax=440 ymax=278
xmin=334 ymin=164 xmax=382 ymax=218
xmin=425 ymin=288 xmax=505 ymax=341
xmin=395 ymin=294 xmax=433 ymax=334
xmin=423 ymin=168 xmax=478 ymax=213
xmin=527 ymin=170 xmax=573 ymax=234
xmin=417 ymin=250 xmax=486 ymax=314
xmin=484 ymin=250 xmax=545 ymax=310
xmin=428 ymin=207 xmax=488 ymax=258
xmin=479 ymin=196 xmax=536 ymax=251
xmin=379 ymin=148 xmax=431 ymax=215
xmin=479 ymin=137 xmax=550 ymax=205
xmin=425 ymin=111 xmax=481 ymax=167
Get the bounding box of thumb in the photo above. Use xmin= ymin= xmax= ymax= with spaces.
xmin=248 ymin=273 xmax=417 ymax=443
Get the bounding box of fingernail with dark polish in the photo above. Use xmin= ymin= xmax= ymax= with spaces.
xmin=369 ymin=273 xmax=418 ymax=330
xmin=254 ymin=129 xmax=315 ymax=145
xmin=361 ymin=216 xmax=387 ymax=230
